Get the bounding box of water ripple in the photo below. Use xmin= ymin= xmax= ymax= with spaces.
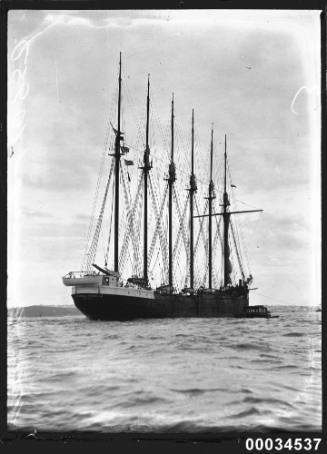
xmin=7 ymin=306 xmax=321 ymax=432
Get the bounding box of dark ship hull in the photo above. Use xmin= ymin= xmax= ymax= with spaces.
xmin=72 ymin=291 xmax=249 ymax=321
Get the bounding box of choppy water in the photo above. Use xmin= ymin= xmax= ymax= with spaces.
xmin=8 ymin=306 xmax=321 ymax=433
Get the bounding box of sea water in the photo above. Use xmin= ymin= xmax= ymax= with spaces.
xmin=7 ymin=306 xmax=321 ymax=432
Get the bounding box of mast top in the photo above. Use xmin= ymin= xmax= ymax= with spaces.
xmin=224 ymin=133 xmax=228 ymax=197
xmin=144 ymin=72 xmax=151 ymax=165
xmin=147 ymin=74 xmax=150 ymax=103
xmin=191 ymin=109 xmax=194 ymax=174
xmin=210 ymin=125 xmax=214 ymax=182
xmin=224 ymin=134 xmax=227 ymax=161
xmin=171 ymin=93 xmax=175 ymax=162
xmin=189 ymin=108 xmax=197 ymax=193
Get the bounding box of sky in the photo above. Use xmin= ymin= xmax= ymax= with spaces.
xmin=7 ymin=9 xmax=321 ymax=307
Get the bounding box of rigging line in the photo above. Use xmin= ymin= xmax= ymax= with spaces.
xmin=230 ymin=218 xmax=245 ymax=280
xmin=201 ymin=236 xmax=210 ymax=287
xmin=124 ymin=161 xmax=137 ymax=219
xmin=225 ymin=159 xmax=255 ymax=214
xmin=154 ymin=114 xmax=170 ymax=163
xmin=193 ymin=200 xmax=205 ymax=255
xmin=148 ymin=178 xmax=162 ymax=266
xmin=121 ymin=79 xmax=144 ymax=153
xmin=172 ymin=189 xmax=189 ymax=259
xmin=175 ymin=256 xmax=185 ymax=292
xmin=193 ymin=127 xmax=203 ymax=165
xmin=119 ymin=172 xmax=143 ymax=272
xmin=213 ymin=203 xmax=223 ymax=245
xmin=118 ymin=178 xmax=138 ymax=269
xmin=86 ymin=159 xmax=115 ymax=270
xmin=234 ymin=198 xmax=262 ymax=211
xmin=125 ymin=249 xmax=134 ymax=278
xmin=214 ymin=155 xmax=224 ymax=196
xmin=150 ymin=247 xmax=161 ymax=278
xmin=118 ymin=167 xmax=125 ymax=235
xmin=121 ymin=180 xmax=143 ymax=275
xmin=136 ymin=179 xmax=144 ymax=271
xmin=120 ymin=163 xmax=142 ymax=274
xmin=174 ymin=186 xmax=190 ymax=255
xmin=149 ymin=88 xmax=170 ymax=158
xmin=117 ymin=139 xmax=211 ymax=188
xmin=225 ymin=160 xmax=252 ymax=275
xmin=195 ymin=269 xmax=201 ymax=289
xmin=86 ymin=161 xmax=114 ymax=267
xmin=81 ymin=144 xmax=112 ymax=270
xmin=156 ymin=252 xmax=165 ymax=285
xmin=233 ymin=214 xmax=248 ymax=275
xmin=229 ymin=232 xmax=238 ymax=283
xmin=174 ymin=226 xmax=188 ymax=290
xmin=104 ymin=86 xmax=119 ymax=156
xmin=223 ymin=196 xmax=247 ymax=277
xmin=184 ymin=271 xmax=189 ymax=289
xmin=175 ymin=120 xmax=191 ymax=170
xmin=211 ymin=222 xmax=220 ymax=288
xmin=177 ymin=113 xmax=192 ymax=153
xmin=104 ymin=179 xmax=115 ymax=266
xmin=149 ymin=100 xmax=167 ymax=154
xmin=148 ymin=182 xmax=162 ymax=264
xmin=174 ymin=238 xmax=183 ymax=287
xmin=194 ymin=195 xmax=208 ymax=253
xmin=220 ymin=247 xmax=224 ymax=285
xmin=227 ymin=160 xmax=240 ymax=207
xmin=199 ymin=201 xmax=212 ymax=286
xmin=105 ymin=84 xmax=119 ymax=148
xmin=235 ymin=209 xmax=251 ymax=274
xmin=100 ymin=216 xmax=107 ymax=267
xmin=148 ymin=175 xmax=169 ymax=274
xmin=122 ymin=79 xmax=144 ymax=140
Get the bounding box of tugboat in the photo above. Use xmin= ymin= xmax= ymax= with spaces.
xmin=234 ymin=305 xmax=279 ymax=318
xmin=62 ymin=53 xmax=276 ymax=320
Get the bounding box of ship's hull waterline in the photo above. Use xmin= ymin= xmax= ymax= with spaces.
xmin=72 ymin=286 xmax=249 ymax=320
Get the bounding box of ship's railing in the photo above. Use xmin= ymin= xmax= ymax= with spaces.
xmin=155 ymin=284 xmax=177 ymax=295
xmin=63 ymin=271 xmax=99 ymax=279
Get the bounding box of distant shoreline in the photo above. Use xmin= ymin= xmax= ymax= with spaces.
xmin=7 ymin=304 xmax=319 ymax=318
xmin=8 ymin=305 xmax=82 ymax=318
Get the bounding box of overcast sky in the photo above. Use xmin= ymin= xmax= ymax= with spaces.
xmin=8 ymin=10 xmax=320 ymax=307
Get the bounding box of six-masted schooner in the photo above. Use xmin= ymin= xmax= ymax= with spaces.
xmin=63 ymin=54 xmax=272 ymax=320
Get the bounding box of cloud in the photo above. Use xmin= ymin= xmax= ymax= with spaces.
xmin=22 ymin=163 xmax=93 ymax=192
xmin=22 ymin=208 xmax=54 ymax=219
xmin=22 ymin=218 xmax=88 ymax=239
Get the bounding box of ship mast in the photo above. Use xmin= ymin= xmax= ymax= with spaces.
xmin=114 ymin=52 xmax=122 ymax=273
xmin=141 ymin=75 xmax=152 ymax=286
xmin=194 ymin=134 xmax=263 ymax=287
xmin=207 ymin=126 xmax=215 ymax=289
xmin=223 ymin=134 xmax=231 ymax=287
xmin=188 ymin=109 xmax=197 ymax=289
xmin=168 ymin=94 xmax=176 ymax=289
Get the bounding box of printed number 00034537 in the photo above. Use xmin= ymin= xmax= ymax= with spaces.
xmin=245 ymin=438 xmax=322 ymax=451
